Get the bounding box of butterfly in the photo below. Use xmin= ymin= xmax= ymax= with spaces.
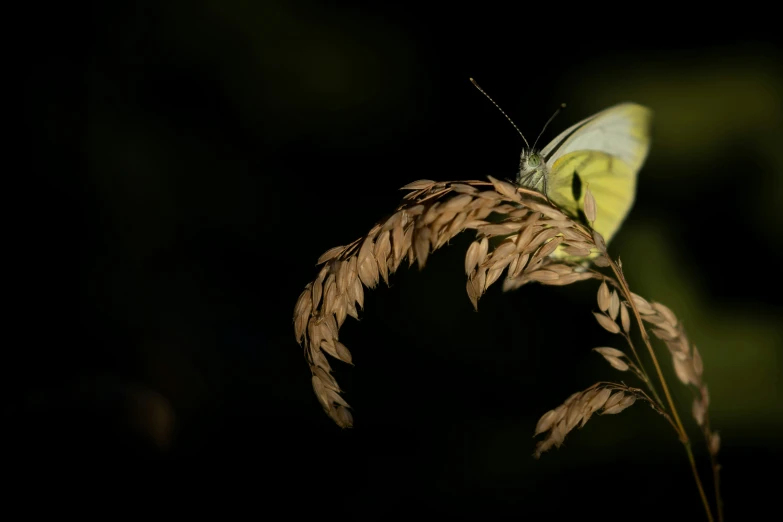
xmin=470 ymin=79 xmax=652 ymax=250
xmin=516 ymin=102 xmax=652 ymax=247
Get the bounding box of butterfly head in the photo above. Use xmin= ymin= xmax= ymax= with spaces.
xmin=524 ymin=151 xmax=542 ymax=168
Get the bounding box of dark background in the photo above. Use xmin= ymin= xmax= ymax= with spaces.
xmin=21 ymin=1 xmax=781 ymax=519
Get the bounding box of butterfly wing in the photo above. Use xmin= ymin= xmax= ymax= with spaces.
xmin=542 ymin=103 xmax=652 ymax=245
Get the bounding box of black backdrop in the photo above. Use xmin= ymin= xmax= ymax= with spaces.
xmin=20 ymin=2 xmax=782 ymax=519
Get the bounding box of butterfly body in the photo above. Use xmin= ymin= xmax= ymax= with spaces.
xmin=517 ymin=151 xmax=548 ymax=194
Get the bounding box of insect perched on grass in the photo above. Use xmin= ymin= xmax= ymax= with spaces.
xmin=470 ymin=78 xmax=652 ymax=249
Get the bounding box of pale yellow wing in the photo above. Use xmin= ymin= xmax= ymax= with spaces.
xmin=543 ymin=103 xmax=652 ymax=245
xmin=547 ymin=151 xmax=636 ymax=245
xmin=541 ymin=103 xmax=651 ymax=171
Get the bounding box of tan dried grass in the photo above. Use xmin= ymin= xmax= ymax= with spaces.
xmin=292 ymin=177 xmax=722 ymax=522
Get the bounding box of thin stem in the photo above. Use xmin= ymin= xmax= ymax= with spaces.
xmin=607 ymin=257 xmax=715 ymax=522
xmin=702 ymin=419 xmax=725 ymax=522
xmin=711 ymin=454 xmax=724 ymax=522
xmin=622 ymin=331 xmax=664 ymax=407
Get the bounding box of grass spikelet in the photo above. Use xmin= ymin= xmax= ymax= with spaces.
xmin=292 ymin=177 xmax=723 ymax=522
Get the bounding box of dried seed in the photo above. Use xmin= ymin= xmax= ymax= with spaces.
xmin=593 ymin=312 xmax=621 ymax=334
xmin=294 ymin=285 xmax=313 ymax=319
xmin=474 ymin=190 xmax=504 ymax=202
xmin=334 ymin=297 xmax=347 ymax=327
xmin=534 ymin=409 xmax=559 ymax=436
xmin=346 ymin=299 xmax=359 ymax=320
xmin=333 ymin=341 xmax=353 ymax=365
xmin=333 ymin=406 xmax=353 ymax=428
xmin=421 ymin=202 xmax=442 ymax=226
xmin=313 ymin=366 xmax=339 ymax=392
xmin=527 ymin=201 xmax=566 ymax=220
xmin=336 ymin=260 xmax=351 ymax=295
xmin=593 ymin=347 xmax=626 ymax=358
xmin=415 ymin=228 xmax=431 ymax=269
xmin=564 ymin=391 xmax=581 ymax=405
xmin=490 ymin=240 xmax=518 ymax=262
xmin=322 ymin=314 xmax=338 ymax=341
xmin=349 ymin=269 xmax=364 ymax=309
xmin=487 ymin=175 xmax=521 ymax=200
xmin=358 ymin=257 xmax=379 ymax=288
xmin=652 ymin=327 xmax=679 ymax=342
xmin=451 ymin=183 xmax=479 ymax=195
xmin=442 ymin=193 xmax=474 ymax=212
xmin=524 ymin=228 xmax=561 ymax=255
xmin=406 ymin=204 xmax=426 ymax=216
xmin=465 ymin=240 xmax=481 ymax=275
xmin=446 ymin=211 xmax=469 ymax=237
xmin=312 ymin=268 xmax=327 ymax=310
xmin=652 ymin=301 xmax=678 ymax=327
xmin=317 ymin=245 xmax=347 ymax=265
xmin=431 ymin=210 xmax=458 ymax=230
xmin=605 ymin=356 xmax=629 ymax=372
xmin=552 ymin=420 xmax=568 ymax=447
xmin=692 ymin=398 xmax=706 ymax=426
xmin=294 ymin=313 xmax=308 ymax=344
xmin=310 ymin=348 xmax=332 ymax=374
xmin=630 ymin=293 xmax=656 ymax=314
xmin=358 ymin=236 xmax=375 ymax=266
xmin=479 ymin=224 xmax=521 ymax=236
xmin=562 ymin=246 xmax=592 ymax=257
xmin=325 ymin=387 xmax=350 ymax=409
xmin=392 ymin=215 xmax=405 ymax=263
xmin=381 ymin=211 xmax=399 ymax=232
xmin=312 ymin=375 xmax=330 ymax=410
xmin=476 ymin=267 xmax=487 ymax=295
xmin=374 ymin=231 xmax=391 ymax=284
xmin=673 ymin=356 xmax=698 ymax=386
xmin=466 ymin=279 xmax=479 ymax=309
xmin=485 ymin=266 xmax=505 ymax=289
xmin=400 ymin=179 xmax=436 ymax=190
xmin=566 ymin=405 xmax=584 ymax=432
xmin=508 ymin=253 xmax=529 ymax=279
xmin=493 ymin=203 xmax=521 ymax=214
xmin=539 ymin=272 xmax=589 ymax=285
xmin=535 ymin=236 xmax=564 ymax=259
xmin=527 ymin=269 xmax=559 ymax=282
xmin=620 ymin=303 xmax=631 ymax=334
xmin=603 ymin=391 xmax=625 ymax=410
xmin=533 ymin=438 xmax=556 ymax=459
xmin=609 ymin=290 xmax=620 ymax=320
xmin=478 ymin=236 xmax=489 ymax=263
xmin=514 ymin=221 xmax=536 ymax=251
xmin=709 ymin=432 xmax=721 ymax=455
xmin=701 ymin=384 xmax=710 ymax=408
xmin=654 ymin=317 xmax=679 ymax=338
xmin=323 ymin=274 xmax=337 ymax=313
xmin=597 ymin=280 xmax=611 ymax=312
xmin=642 ymin=313 xmax=666 ymax=325
xmin=560 ymin=228 xmax=587 ymax=241
xmin=587 ymin=388 xmax=613 ymax=413
xmin=592 ymin=230 xmax=606 ymax=252
xmin=603 ymin=393 xmax=636 ymax=414
xmin=584 ymin=187 xmax=597 ymax=223
xmin=485 ymin=246 xmax=522 ymax=270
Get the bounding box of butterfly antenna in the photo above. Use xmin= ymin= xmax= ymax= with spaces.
xmin=469 ymin=78 xmax=530 ymax=150
xmin=532 ymin=103 xmax=567 ymax=150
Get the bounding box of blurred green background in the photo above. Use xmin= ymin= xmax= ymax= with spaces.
xmin=21 ymin=1 xmax=781 ymax=519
